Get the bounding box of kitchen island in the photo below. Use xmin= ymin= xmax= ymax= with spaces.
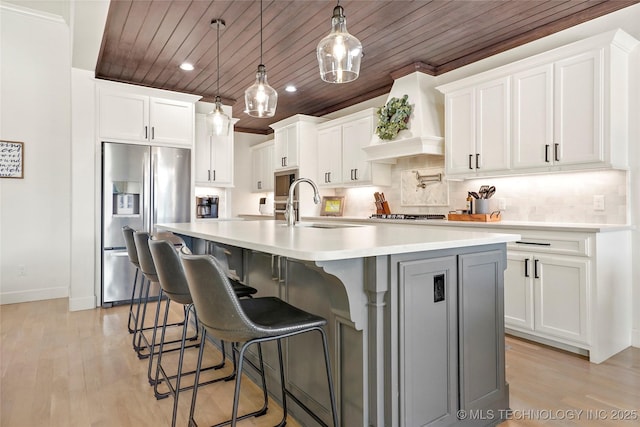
xmin=158 ymin=220 xmax=519 ymax=427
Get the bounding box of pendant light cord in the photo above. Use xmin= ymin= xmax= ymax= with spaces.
xmin=260 ymin=0 xmax=263 ymax=64
xmin=216 ymin=20 xmax=221 ymax=95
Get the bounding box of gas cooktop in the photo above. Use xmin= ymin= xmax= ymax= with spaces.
xmin=370 ymin=214 xmax=447 ymax=220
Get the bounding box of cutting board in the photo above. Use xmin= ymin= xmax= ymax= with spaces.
xmin=447 ymin=212 xmax=501 ymax=222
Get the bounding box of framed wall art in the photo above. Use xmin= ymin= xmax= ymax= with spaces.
xmin=0 ymin=140 xmax=24 ymax=179
xmin=320 ymin=196 xmax=345 ymax=216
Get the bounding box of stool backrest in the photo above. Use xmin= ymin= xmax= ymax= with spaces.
xmin=149 ymin=239 xmax=192 ymax=306
xmin=122 ymin=226 xmax=139 ymax=267
xmin=180 ymin=252 xmax=258 ymax=342
xmin=133 ymin=231 xmax=158 ymax=282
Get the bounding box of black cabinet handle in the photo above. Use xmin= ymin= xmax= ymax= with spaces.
xmin=212 ymin=170 xmax=216 ymax=181
xmin=207 ymin=170 xmax=211 ymax=181
xmin=327 ymin=172 xmax=331 ymax=183
xmin=476 ymin=153 xmax=480 ymax=169
xmin=524 ymin=258 xmax=530 ymax=278
xmin=151 ymin=126 xmax=155 ymax=140
xmin=145 ymin=126 xmax=148 ymax=139
xmin=257 ymin=180 xmax=262 ymax=189
xmin=469 ymin=154 xmax=473 ymax=170
xmin=554 ymin=143 xmax=560 ymax=162
xmin=354 ymin=168 xmax=358 ymax=180
xmin=534 ymin=259 xmax=540 ymax=279
xmin=545 ymin=144 xmax=550 ymax=162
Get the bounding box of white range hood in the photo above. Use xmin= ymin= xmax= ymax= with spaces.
xmin=364 ymin=71 xmax=444 ymax=162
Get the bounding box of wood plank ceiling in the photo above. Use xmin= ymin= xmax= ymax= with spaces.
xmin=96 ymin=0 xmax=639 ymax=134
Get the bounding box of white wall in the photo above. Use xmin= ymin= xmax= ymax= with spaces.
xmin=69 ymin=68 xmax=97 ymax=310
xmin=0 ymin=4 xmax=71 ymax=304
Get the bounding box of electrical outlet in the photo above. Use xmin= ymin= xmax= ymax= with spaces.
xmin=18 ymin=265 xmax=26 ymax=277
xmin=498 ymin=198 xmax=507 ymax=210
xmin=593 ymin=195 xmax=605 ymax=211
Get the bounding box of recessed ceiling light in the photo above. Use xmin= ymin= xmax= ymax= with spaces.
xmin=285 ymin=85 xmax=297 ymax=93
xmin=180 ymin=63 xmax=194 ymax=71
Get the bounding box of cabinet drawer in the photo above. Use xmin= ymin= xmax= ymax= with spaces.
xmin=506 ymin=230 xmax=590 ymax=256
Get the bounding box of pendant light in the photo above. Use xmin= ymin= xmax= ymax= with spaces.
xmin=316 ymin=0 xmax=362 ymax=84
xmin=207 ymin=18 xmax=230 ymax=136
xmin=244 ymin=0 xmax=277 ymax=118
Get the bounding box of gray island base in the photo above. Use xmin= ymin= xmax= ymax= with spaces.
xmin=157 ymin=220 xmax=519 ymax=427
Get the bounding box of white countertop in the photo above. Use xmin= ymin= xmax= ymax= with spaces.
xmin=157 ymin=220 xmax=520 ymax=262
xmin=302 ymin=216 xmax=632 ymax=233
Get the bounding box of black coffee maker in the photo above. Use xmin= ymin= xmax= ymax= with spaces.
xmin=196 ymin=195 xmax=219 ymax=218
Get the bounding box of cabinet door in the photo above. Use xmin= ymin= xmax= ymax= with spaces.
xmin=274 ymin=125 xmax=299 ymax=170
xmin=342 ymin=116 xmax=373 ymax=183
xmin=99 ymin=90 xmax=148 ymax=142
xmin=399 ymin=256 xmax=458 ymax=427
xmin=458 ymin=250 xmax=506 ymax=412
xmin=554 ymin=50 xmax=603 ymax=165
xmin=476 ymin=77 xmax=510 ymax=172
xmin=444 ymin=88 xmax=476 ymax=175
xmin=251 ymin=143 xmax=274 ymax=192
xmin=534 ymin=254 xmax=589 ymax=344
xmin=149 ymin=97 xmax=193 ymax=146
xmin=317 ymin=126 xmax=342 ymax=186
xmin=504 ymin=251 xmax=535 ymax=331
xmin=512 ymin=65 xmax=554 ymax=169
xmin=194 ymin=114 xmax=212 ymax=184
xmin=210 ymin=132 xmax=233 ymax=185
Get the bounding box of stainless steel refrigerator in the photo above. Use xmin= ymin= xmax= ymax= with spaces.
xmin=101 ymin=142 xmax=191 ymax=306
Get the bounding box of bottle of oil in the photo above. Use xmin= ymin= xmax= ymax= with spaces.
xmin=466 ymin=192 xmax=474 ymax=214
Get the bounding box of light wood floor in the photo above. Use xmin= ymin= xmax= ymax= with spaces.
xmin=1 ymin=298 xmax=639 ymax=426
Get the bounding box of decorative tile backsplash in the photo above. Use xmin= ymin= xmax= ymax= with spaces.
xmin=337 ymin=155 xmax=628 ymax=224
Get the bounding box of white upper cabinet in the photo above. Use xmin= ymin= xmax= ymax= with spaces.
xmin=553 ymin=51 xmax=602 ymax=166
xmin=194 ymin=113 xmax=234 ymax=187
xmin=98 ymin=83 xmax=197 ymax=147
xmin=444 ymin=77 xmax=510 ymax=177
xmin=99 ymin=91 xmax=149 ymax=142
xmin=317 ymin=126 xmax=343 ymax=186
xmin=316 ymin=109 xmax=390 ymax=188
xmin=251 ymin=140 xmax=274 ymax=192
xmin=273 ymin=124 xmax=299 ymax=170
xmin=148 ymin=97 xmax=194 ymax=146
xmin=513 ymin=51 xmax=603 ymax=169
xmin=512 ymin=64 xmax=554 ymax=169
xmin=439 ymin=29 xmax=638 ymax=178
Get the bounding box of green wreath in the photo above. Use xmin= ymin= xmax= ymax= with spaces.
xmin=375 ymin=94 xmax=412 ymax=140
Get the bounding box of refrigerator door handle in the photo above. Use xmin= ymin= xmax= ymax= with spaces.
xmin=150 ymin=149 xmax=156 ymax=234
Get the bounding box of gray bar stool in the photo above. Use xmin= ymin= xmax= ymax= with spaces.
xmin=181 ymin=252 xmax=339 ymax=427
xmin=149 ymin=237 xmax=258 ymax=427
xmin=122 ymin=226 xmax=143 ymax=334
xmin=133 ymin=231 xmax=194 ymax=372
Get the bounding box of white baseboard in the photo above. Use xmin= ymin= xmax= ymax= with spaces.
xmin=632 ymin=329 xmax=640 ymax=348
xmin=69 ymin=295 xmax=97 ymax=311
xmin=0 ymin=287 xmax=68 ymax=305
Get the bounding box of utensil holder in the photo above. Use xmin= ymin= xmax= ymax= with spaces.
xmin=475 ymin=199 xmax=490 ymax=214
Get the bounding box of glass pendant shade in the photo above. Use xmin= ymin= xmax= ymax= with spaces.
xmin=208 ymin=96 xmax=230 ymax=136
xmin=244 ymin=64 xmax=278 ymax=118
xmin=317 ymin=5 xmax=362 ymax=84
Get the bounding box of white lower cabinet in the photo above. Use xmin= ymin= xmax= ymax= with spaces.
xmin=506 ymin=250 xmax=589 ymax=345
xmin=497 ymin=227 xmax=632 ymax=363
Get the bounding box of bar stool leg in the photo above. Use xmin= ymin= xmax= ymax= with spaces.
xmin=127 ymin=268 xmax=140 ymax=333
xmin=147 ymin=289 xmax=167 ymax=385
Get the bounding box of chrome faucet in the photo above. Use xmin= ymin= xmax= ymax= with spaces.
xmin=285 ymin=178 xmax=321 ymax=226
